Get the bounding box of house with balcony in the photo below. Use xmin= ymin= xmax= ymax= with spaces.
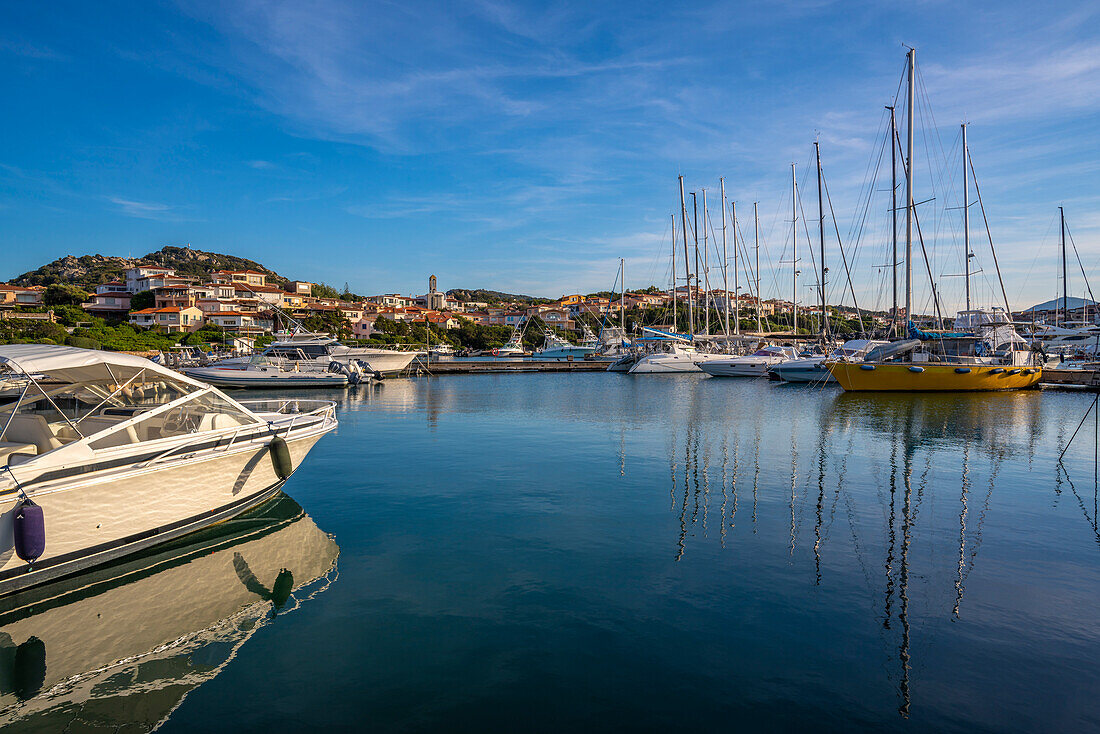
xmin=204 ymin=310 xmax=269 ymax=335
xmin=83 ymin=281 xmax=132 ymax=314
xmin=124 ymin=266 xmax=175 ymax=293
xmin=128 ymin=306 xmax=204 ymax=332
xmin=0 ymin=285 xmax=46 ymax=308
xmin=211 ymin=269 xmax=269 ymax=288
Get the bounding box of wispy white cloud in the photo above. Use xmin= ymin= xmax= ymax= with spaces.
xmin=109 ymin=197 xmax=183 ymax=221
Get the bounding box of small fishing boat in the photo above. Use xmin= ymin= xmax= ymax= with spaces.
xmin=697 ymin=345 xmax=800 ymax=378
xmin=183 ymin=357 xmax=357 ymax=389
xmin=0 ymin=345 xmax=337 ymax=597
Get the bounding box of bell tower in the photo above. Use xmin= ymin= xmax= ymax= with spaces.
xmin=429 ymin=275 xmax=437 ymax=294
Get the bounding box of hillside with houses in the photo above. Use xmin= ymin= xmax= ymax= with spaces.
xmin=0 ymin=246 xmax=954 ymax=351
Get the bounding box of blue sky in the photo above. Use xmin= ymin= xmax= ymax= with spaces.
xmin=1 ymin=0 xmax=1097 ymax=312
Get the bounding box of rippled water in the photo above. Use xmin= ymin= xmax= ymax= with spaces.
xmin=4 ymin=374 xmax=1100 ymax=732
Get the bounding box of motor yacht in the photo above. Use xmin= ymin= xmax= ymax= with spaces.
xmin=492 ymin=330 xmax=527 ymax=357
xmin=241 ymin=331 xmax=416 ymax=375
xmin=0 ymin=345 xmax=337 ymax=597
xmin=697 ymin=345 xmax=800 ymax=378
xmin=627 ymin=342 xmax=733 ymax=374
xmin=534 ymin=329 xmax=597 ymax=360
xmin=182 ymin=355 xmax=362 ymax=389
xmin=770 ymin=339 xmax=889 ymax=384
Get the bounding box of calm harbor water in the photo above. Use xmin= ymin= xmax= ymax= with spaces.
xmin=4 ymin=373 xmax=1100 ymax=732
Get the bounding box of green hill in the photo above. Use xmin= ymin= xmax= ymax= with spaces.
xmin=12 ymin=246 xmax=288 ymax=289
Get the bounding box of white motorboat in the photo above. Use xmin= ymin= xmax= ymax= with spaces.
xmin=534 ymin=329 xmax=596 ymax=360
xmin=770 ymin=339 xmax=889 ymax=384
xmin=628 ymin=343 xmax=733 ymax=374
xmin=698 ymin=345 xmax=800 ymax=378
xmin=428 ymin=343 xmax=455 ymax=358
xmin=253 ymin=331 xmax=417 ymax=375
xmin=492 ymin=329 xmax=527 ymax=357
xmin=183 ymin=357 xmax=358 ymax=389
xmin=0 ymin=345 xmax=337 ymax=597
xmin=0 ymin=491 xmax=337 ymax=729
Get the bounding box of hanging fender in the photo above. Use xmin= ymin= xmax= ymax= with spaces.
xmin=269 ymin=436 xmax=294 ymax=480
xmin=14 ymin=498 xmax=45 ymax=565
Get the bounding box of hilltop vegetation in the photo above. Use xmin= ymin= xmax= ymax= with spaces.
xmin=446 ymin=288 xmax=552 ymax=305
xmin=12 ymin=246 xmax=288 ymax=289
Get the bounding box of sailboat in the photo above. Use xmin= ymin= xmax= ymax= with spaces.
xmin=828 ymin=49 xmax=1041 ymax=392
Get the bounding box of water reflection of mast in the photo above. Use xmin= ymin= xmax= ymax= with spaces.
xmin=898 ymin=443 xmax=913 ymax=719
xmin=752 ymin=410 xmax=761 ymax=533
xmin=789 ymin=421 xmax=799 ymax=557
xmin=720 ymin=435 xmax=729 ymax=547
xmin=814 ymin=416 xmax=828 ymax=585
xmin=884 ymin=437 xmax=898 ymax=629
xmin=953 ymin=439 xmax=971 ymax=618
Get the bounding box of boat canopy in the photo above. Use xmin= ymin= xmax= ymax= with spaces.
xmin=0 ymin=344 xmax=208 ymax=388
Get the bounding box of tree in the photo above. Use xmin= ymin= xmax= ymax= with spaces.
xmin=44 ymin=283 xmax=89 ymax=306
xmin=130 ymin=290 xmax=154 ymax=310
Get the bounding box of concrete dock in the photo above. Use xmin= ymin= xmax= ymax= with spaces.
xmin=1040 ymin=368 xmax=1100 ymax=389
xmin=409 ymin=359 xmax=610 ymax=375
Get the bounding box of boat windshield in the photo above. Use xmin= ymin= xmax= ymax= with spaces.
xmin=0 ymin=360 xmax=205 ymax=457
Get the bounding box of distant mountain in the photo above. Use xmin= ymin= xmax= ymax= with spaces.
xmin=1022 ymin=296 xmax=1099 ymax=313
xmin=446 ymin=288 xmax=551 ymax=305
xmin=12 ymin=246 xmax=288 ymax=290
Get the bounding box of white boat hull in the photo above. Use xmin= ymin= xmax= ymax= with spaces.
xmin=183 ymin=366 xmax=349 ymax=389
xmin=0 ymin=415 xmax=335 ymax=597
xmin=699 ymin=357 xmax=786 ymax=378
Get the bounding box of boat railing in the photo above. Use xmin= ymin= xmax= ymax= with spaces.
xmin=237 ymin=398 xmax=338 ymax=420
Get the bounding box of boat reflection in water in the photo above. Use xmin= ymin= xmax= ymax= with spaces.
xmin=0 ymin=492 xmax=338 ymax=731
xmin=661 ymin=386 xmax=1054 ymax=719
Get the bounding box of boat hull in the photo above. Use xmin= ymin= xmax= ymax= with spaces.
xmin=770 ymin=359 xmax=836 ymax=384
xmin=0 ymin=420 xmax=333 ymax=597
xmin=183 ymin=367 xmax=349 ymax=389
xmin=827 ymin=362 xmax=1043 ymax=392
xmin=628 ymin=353 xmax=703 ymax=373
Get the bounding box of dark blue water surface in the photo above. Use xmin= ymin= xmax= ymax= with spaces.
xmin=9 ymin=374 xmax=1100 ymax=732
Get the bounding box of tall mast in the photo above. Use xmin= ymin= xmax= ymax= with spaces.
xmin=620 ymin=258 xmax=625 ymax=333
xmin=755 ymin=202 xmax=762 ymax=333
xmin=732 ymin=201 xmax=740 ymax=335
xmin=816 ymin=141 xmax=827 ymax=340
xmin=792 ymin=162 xmax=798 ymax=334
xmin=905 ymin=48 xmax=915 ymax=330
xmin=692 ymin=192 xmax=699 ymax=335
xmin=702 ymin=188 xmax=710 ymax=336
xmin=720 ymin=178 xmax=730 ymax=337
xmin=670 ymin=214 xmax=677 ymax=333
xmin=888 ymin=105 xmax=898 ymax=336
xmin=1061 ymin=205 xmax=1068 ymax=326
xmin=679 ymin=176 xmax=694 ymax=336
xmin=962 ymin=123 xmax=971 ymax=312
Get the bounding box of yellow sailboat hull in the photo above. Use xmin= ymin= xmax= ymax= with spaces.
xmin=827 ymin=362 xmax=1042 ymax=392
